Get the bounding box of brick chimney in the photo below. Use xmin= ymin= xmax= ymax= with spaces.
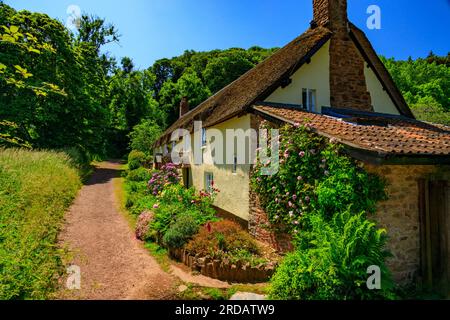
xmin=179 ymin=96 xmax=189 ymax=118
xmin=313 ymin=0 xmax=373 ymax=112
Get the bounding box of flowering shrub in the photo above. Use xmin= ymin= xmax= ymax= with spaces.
xmin=252 ymin=123 xmax=394 ymax=299
xmin=251 ymin=123 xmax=387 ymax=234
xmin=135 ymin=210 xmax=154 ymax=241
xmin=147 ymin=163 xmax=180 ymax=195
xmin=185 ymin=220 xmax=266 ymax=267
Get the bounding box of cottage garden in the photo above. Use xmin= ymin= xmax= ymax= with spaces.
xmin=124 ymin=121 xmax=395 ymax=300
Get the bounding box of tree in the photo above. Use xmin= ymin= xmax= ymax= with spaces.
xmin=203 ymin=51 xmax=254 ymax=94
xmin=128 ymin=119 xmax=163 ymax=155
xmin=159 ymin=69 xmax=211 ymax=125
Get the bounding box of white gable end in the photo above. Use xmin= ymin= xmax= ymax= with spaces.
xmin=364 ymin=65 xmax=400 ymax=115
xmin=265 ymin=41 xmax=331 ymax=113
xmin=265 ymin=39 xmax=401 ymax=116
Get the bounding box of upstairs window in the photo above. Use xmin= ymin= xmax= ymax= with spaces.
xmin=201 ymin=128 xmax=207 ymax=147
xmin=302 ymin=88 xmax=317 ymax=112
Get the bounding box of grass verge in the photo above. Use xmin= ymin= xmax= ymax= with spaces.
xmin=0 ymin=148 xmax=82 ymax=299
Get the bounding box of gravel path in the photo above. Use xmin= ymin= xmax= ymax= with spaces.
xmin=58 ymin=161 xmax=176 ymax=300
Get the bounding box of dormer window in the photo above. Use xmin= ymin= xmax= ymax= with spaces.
xmin=302 ymin=88 xmax=316 ymax=112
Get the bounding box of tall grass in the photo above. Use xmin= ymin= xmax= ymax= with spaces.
xmin=0 ymin=148 xmax=82 ymax=299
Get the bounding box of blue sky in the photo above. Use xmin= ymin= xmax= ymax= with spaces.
xmin=5 ymin=0 xmax=450 ymax=70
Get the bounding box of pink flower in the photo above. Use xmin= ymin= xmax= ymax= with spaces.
xmin=272 ymin=186 xmax=276 ymax=191
xmin=297 ymin=176 xmax=303 ymax=181
xmin=153 ymin=204 xmax=159 ymax=209
xmin=288 ymin=201 xmax=293 ymax=208
xmin=292 ymin=195 xmax=297 ymax=201
xmin=294 ymin=122 xmax=300 ymax=128
xmin=299 ymin=151 xmax=305 ymax=157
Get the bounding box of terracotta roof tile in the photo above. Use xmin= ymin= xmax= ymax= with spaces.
xmin=253 ymin=104 xmax=450 ymax=157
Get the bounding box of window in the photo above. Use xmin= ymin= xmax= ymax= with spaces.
xmin=302 ymin=88 xmax=317 ymax=112
xmin=205 ymin=172 xmax=214 ymax=193
xmin=201 ymin=128 xmax=207 ymax=147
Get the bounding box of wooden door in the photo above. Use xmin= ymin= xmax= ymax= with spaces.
xmin=419 ymin=180 xmax=449 ymax=296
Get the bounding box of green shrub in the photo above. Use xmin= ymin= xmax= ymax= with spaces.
xmin=128 ymin=150 xmax=146 ymax=170
xmin=128 ymin=119 xmax=163 ymax=155
xmin=163 ymin=214 xmax=199 ymax=248
xmin=0 ymin=148 xmax=81 ymax=299
xmin=127 ymin=167 xmax=151 ymax=182
xmin=269 ymin=211 xmax=395 ymax=300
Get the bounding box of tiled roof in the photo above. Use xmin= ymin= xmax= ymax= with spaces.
xmin=253 ymin=104 xmax=450 ymax=157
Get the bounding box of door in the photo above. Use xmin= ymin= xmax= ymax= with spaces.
xmin=419 ymin=180 xmax=449 ymax=296
xmin=182 ymin=167 xmax=191 ymax=189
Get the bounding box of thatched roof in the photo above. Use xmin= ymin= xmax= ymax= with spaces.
xmin=155 ymin=26 xmax=332 ymax=146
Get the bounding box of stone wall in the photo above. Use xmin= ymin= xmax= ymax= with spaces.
xmin=365 ymin=164 xmax=448 ymax=284
xmin=248 ymin=189 xmax=294 ymax=253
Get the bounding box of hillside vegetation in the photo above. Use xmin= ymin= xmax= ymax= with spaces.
xmin=0 ymin=149 xmax=81 ymax=299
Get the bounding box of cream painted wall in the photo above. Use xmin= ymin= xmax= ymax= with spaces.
xmin=364 ymin=66 xmax=400 ymax=115
xmin=187 ymin=115 xmax=252 ymax=221
xmin=265 ymin=41 xmax=331 ymax=113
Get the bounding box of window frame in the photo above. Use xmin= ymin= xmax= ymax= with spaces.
xmin=302 ymin=88 xmax=317 ymax=112
xmin=205 ymin=172 xmax=214 ymax=193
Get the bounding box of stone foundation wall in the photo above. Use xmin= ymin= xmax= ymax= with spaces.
xmin=366 ymin=164 xmax=449 ymax=284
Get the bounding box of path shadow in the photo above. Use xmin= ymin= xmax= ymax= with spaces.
xmin=84 ymin=163 xmax=125 ymax=186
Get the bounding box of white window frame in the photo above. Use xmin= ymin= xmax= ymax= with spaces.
xmin=205 ymin=172 xmax=214 ymax=192
xmin=201 ymin=128 xmax=207 ymax=147
xmin=302 ymin=88 xmax=317 ymax=112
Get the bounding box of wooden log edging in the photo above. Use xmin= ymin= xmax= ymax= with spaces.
xmin=169 ymin=248 xmax=276 ymax=283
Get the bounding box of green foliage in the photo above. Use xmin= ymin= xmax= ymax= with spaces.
xmin=128 ymin=150 xmax=146 ymax=170
xmin=0 ymin=4 xmax=118 ymax=156
xmin=270 ymin=211 xmax=395 ymax=300
xmin=381 ymin=54 xmax=450 ymax=125
xmin=252 ymin=123 xmax=392 ymax=299
xmin=128 ymin=119 xmax=163 ymax=156
xmin=162 ymin=214 xmax=199 ymax=248
xmin=0 ymin=148 xmax=82 ymax=299
xmin=252 ymin=124 xmax=387 ymax=231
xmin=127 ymin=167 xmax=151 ymax=182
xmin=124 ymin=162 xmax=217 ymax=244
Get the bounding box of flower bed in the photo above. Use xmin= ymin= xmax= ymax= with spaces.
xmin=124 ymin=157 xmax=278 ymax=283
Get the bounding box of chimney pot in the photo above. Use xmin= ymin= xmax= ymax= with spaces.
xmin=179 ymin=96 xmax=189 ymax=118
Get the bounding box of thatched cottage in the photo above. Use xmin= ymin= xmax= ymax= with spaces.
xmin=154 ymin=0 xmax=450 ymax=291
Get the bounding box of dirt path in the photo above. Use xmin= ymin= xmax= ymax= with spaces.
xmin=58 ymin=161 xmax=176 ymax=300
